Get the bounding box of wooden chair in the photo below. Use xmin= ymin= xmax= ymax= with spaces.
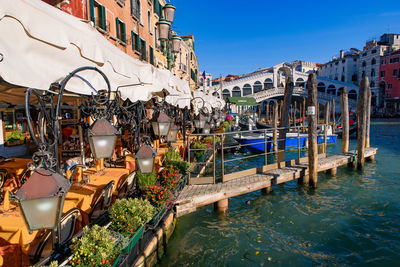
xmin=117 ymin=172 xmax=136 ymax=199
xmin=89 ymin=180 xmax=115 ymax=221
xmin=0 ymin=168 xmax=8 ymax=189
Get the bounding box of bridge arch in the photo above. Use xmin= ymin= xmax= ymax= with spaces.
xmin=327 ymin=84 xmax=336 ymax=95
xmin=232 ymin=86 xmax=241 ymax=97
xmin=253 ymin=81 xmax=262 ymax=93
xmin=213 ymin=92 xmax=220 ymax=98
xmin=296 ymin=78 xmax=305 ymax=88
xmin=264 ymin=78 xmax=273 ymax=89
xmin=317 ymin=82 xmax=326 ymax=93
xmin=243 ymin=84 xmax=252 ymax=96
xmin=337 ymin=87 xmax=344 ymax=96
xmin=222 ymin=89 xmax=230 ymax=100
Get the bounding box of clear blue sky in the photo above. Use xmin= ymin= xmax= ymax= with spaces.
xmin=172 ymin=0 xmax=400 ymax=78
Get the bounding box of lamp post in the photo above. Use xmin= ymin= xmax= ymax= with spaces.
xmin=135 ymin=139 xmax=156 ymax=174
xmin=156 ymin=2 xmax=181 ymax=71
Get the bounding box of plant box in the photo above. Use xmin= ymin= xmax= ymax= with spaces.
xmin=113 ymin=224 xmax=145 ymax=266
xmin=5 ymin=139 xmax=24 ymax=147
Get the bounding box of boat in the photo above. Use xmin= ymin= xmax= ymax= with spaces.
xmin=234 ymin=131 xmax=337 ymax=152
xmin=256 ymin=121 xmax=272 ymax=129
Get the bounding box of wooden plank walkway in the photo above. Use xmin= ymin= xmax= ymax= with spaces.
xmin=175 ymin=147 xmax=377 ymax=217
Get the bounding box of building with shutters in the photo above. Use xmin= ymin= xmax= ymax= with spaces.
xmin=181 ymin=35 xmax=200 ymax=90
xmin=379 ymin=50 xmax=400 ymax=106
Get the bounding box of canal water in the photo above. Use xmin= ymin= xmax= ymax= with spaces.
xmin=159 ymin=119 xmax=400 ymax=266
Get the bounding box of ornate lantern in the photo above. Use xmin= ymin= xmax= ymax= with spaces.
xmin=194 ymin=114 xmax=206 ymax=129
xmin=16 ymin=169 xmax=70 ymax=232
xmin=163 ymin=3 xmax=176 ymax=23
xmin=88 ymin=119 xmax=118 ymax=159
xmin=152 ymin=112 xmax=172 ymax=137
xmin=135 ymin=144 xmax=156 ymax=174
xmin=171 ymin=35 xmax=182 ymax=53
xmin=156 ymin=19 xmax=171 ymax=40
xmin=203 ymin=123 xmax=211 ymax=134
xmin=167 ymin=122 xmax=179 ymax=142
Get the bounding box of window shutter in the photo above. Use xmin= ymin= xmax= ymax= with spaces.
xmin=116 ymin=18 xmax=120 ymax=39
xmin=131 ymin=31 xmax=135 ymax=50
xmin=100 ymin=5 xmax=106 ymax=30
xmin=89 ymin=0 xmax=95 ymax=23
xmin=143 ymin=40 xmax=147 ymax=61
xmin=150 ymin=47 xmax=154 ymax=65
xmin=121 ymin=22 xmax=126 ymax=43
xmin=136 ymin=34 xmax=140 ymax=51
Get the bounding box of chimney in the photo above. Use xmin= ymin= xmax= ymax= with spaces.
xmin=339 ymin=50 xmax=344 ymax=58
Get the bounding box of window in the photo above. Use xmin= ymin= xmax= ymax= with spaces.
xmin=390 ymin=57 xmax=400 ymax=63
xmin=132 ymin=31 xmax=140 ymax=51
xmin=148 ymin=11 xmax=151 ymax=33
xmin=386 ymin=93 xmax=391 ymax=98
xmin=200 ymin=78 xmax=203 ymax=86
xmin=380 ymin=71 xmax=385 ymax=78
xmin=130 ymin=0 xmax=140 ymax=19
xmin=140 ymin=39 xmax=146 ymax=61
xmin=153 ymin=0 xmax=163 ymax=17
xmin=372 ymin=49 xmax=377 ymax=54
xmin=381 ymin=59 xmax=386 ymax=65
xmin=115 ymin=18 xmax=126 ymax=43
xmin=370 ymin=81 xmax=375 ymax=87
xmin=388 ymin=84 xmax=392 ymax=89
xmin=362 ymin=52 xmax=367 ymax=57
xmin=371 ymin=68 xmax=375 ymax=77
xmin=90 ymin=1 xmax=107 ymax=31
xmin=342 ymin=67 xmax=345 ymax=72
xmin=353 ymin=58 xmax=357 ymax=62
xmin=371 ymin=58 xmax=376 ymax=65
xmin=352 ymin=74 xmax=358 ymax=82
xmin=394 ymin=69 xmax=398 ymax=77
xmin=341 ymin=75 xmax=345 ymax=82
xmin=154 ymin=27 xmax=158 ymax=48
xmin=362 ymin=71 xmax=365 ymax=77
xmin=207 ymin=78 xmax=210 ymax=86
xmin=149 ymin=46 xmax=154 ymax=65
xmin=342 ymin=59 xmax=345 ymax=63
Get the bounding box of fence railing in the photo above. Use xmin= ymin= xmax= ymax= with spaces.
xmin=187 ymin=125 xmax=332 ymax=185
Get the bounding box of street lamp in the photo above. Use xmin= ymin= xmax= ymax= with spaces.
xmin=203 ymin=123 xmax=211 ymax=134
xmin=171 ymin=35 xmax=182 ymax=53
xmin=16 ymin=167 xmax=70 ymax=232
xmin=88 ymin=118 xmax=118 ymax=159
xmin=155 ymin=19 xmax=171 ymax=40
xmin=163 ymin=3 xmax=176 ymax=23
xmin=151 ymin=112 xmax=172 ymax=137
xmin=135 ymin=142 xmax=156 ymax=174
xmin=194 ymin=113 xmax=206 ymax=129
xmin=166 ymin=122 xmax=179 ymax=143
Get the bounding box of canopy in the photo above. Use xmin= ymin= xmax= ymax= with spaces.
xmin=0 ymin=0 xmax=191 ymax=106
xmin=227 ymin=97 xmax=259 ymax=106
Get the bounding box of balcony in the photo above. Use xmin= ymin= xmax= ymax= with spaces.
xmin=179 ymin=63 xmax=187 ymax=73
xmin=116 ymin=0 xmax=125 ymax=7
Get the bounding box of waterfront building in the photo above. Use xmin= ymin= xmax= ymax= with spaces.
xmin=181 ymin=35 xmax=200 ymax=90
xmin=379 ymin=50 xmax=400 ymax=111
xmin=358 ymin=33 xmax=400 ymax=107
xmin=199 ymin=73 xmax=213 ymax=93
xmin=171 ymin=36 xmax=190 ymax=83
xmin=318 ymin=49 xmax=360 ymax=84
xmin=292 ymin=60 xmax=319 ymax=74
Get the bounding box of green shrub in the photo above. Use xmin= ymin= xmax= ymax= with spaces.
xmin=203 ymin=136 xmax=221 ymax=145
xmin=69 ymin=225 xmax=128 ymax=266
xmin=166 ymin=160 xmax=191 ymax=175
xmin=164 ymin=147 xmax=182 ymax=165
xmin=109 ymin=198 xmax=154 ymax=238
xmin=136 ymin=170 xmax=157 ymax=189
xmin=193 ymin=141 xmax=207 ymax=158
xmin=5 ymin=131 xmax=24 ymax=142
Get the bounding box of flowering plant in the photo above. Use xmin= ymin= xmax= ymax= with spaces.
xmin=143 ymin=184 xmax=169 ymax=210
xmin=109 ymin=198 xmax=154 ymax=238
xmin=69 ymin=225 xmax=127 ymax=266
xmin=159 ymin=167 xmax=180 ymax=191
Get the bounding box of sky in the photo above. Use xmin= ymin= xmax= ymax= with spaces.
xmin=172 ymin=0 xmax=400 ymax=78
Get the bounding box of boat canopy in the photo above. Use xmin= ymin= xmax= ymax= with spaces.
xmin=227 ymin=97 xmax=260 ymax=106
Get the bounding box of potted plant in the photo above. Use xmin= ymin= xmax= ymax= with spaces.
xmin=5 ymin=131 xmax=25 ymax=147
xmin=159 ymin=167 xmax=180 ymax=192
xmin=163 ymin=148 xmax=191 ymax=175
xmin=136 ymin=170 xmax=157 ymax=190
xmin=142 ymin=184 xmax=169 ymax=210
xmin=69 ymin=225 xmax=128 ymax=266
xmin=193 ymin=141 xmax=207 ymax=162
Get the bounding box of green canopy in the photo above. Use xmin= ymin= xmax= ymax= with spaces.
xmin=227 ymin=97 xmax=260 ymax=106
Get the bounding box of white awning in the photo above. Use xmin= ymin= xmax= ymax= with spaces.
xmin=0 ymin=0 xmax=191 ymax=106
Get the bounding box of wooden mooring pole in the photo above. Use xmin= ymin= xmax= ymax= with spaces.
xmin=357 ymin=76 xmax=369 ymax=170
xmin=366 ymin=88 xmax=371 ymax=148
xmin=305 ymin=73 xmax=318 ymax=187
xmin=278 ymin=76 xmax=294 ymax=165
xmin=273 ymin=101 xmax=278 ymax=155
xmin=341 ymin=87 xmax=349 ymax=153
xmin=323 ymin=101 xmax=330 ymax=154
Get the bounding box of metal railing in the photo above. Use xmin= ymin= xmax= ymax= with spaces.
xmin=187 ymin=124 xmax=332 ymax=185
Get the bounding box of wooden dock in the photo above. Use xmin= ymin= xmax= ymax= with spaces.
xmin=175 ymin=147 xmax=377 ymax=217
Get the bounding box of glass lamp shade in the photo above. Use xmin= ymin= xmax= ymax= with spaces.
xmin=210 ymin=122 xmax=215 ymax=129
xmin=156 ymin=19 xmax=171 ymax=40
xmin=194 ymin=114 xmax=206 ymax=129
xmin=152 ymin=112 xmax=172 ymax=137
xmin=167 ymin=123 xmax=179 ymax=142
xmin=212 ymin=113 xmax=219 ymax=120
xmin=163 ymin=3 xmax=176 ymax=23
xmin=88 ymin=119 xmax=118 ymax=159
xmin=135 ymin=144 xmax=156 ymax=173
xmin=16 ymin=169 xmax=70 ymax=231
xmin=171 ymin=35 xmax=182 ymax=53
xmin=203 ymin=124 xmax=211 ymax=134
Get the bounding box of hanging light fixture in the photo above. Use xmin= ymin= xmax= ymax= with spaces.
xmin=166 ymin=122 xmax=179 ymax=143
xmin=88 ymin=118 xmax=118 ymax=159
xmin=194 ymin=113 xmax=206 ymax=129
xmin=203 ymin=123 xmax=211 ymax=134
xmin=152 ymin=112 xmax=172 ymax=137
xmin=171 ymin=35 xmax=182 ymax=53
xmin=135 ymin=144 xmax=156 ymax=174
xmin=163 ymin=3 xmax=176 ymax=23
xmin=16 ymin=168 xmax=70 ymax=232
xmin=156 ymin=19 xmax=171 ymax=40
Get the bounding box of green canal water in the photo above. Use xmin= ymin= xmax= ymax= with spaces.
xmin=159 ymin=119 xmax=400 ymax=266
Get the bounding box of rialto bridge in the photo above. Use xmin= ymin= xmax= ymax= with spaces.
xmin=210 ymin=63 xmax=360 ymax=110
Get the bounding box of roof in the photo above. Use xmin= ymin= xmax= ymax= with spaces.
xmin=227 ymin=97 xmax=260 ymax=106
